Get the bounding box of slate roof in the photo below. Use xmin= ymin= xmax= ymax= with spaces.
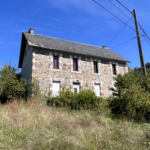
xmin=18 ymin=32 xmax=130 ymax=68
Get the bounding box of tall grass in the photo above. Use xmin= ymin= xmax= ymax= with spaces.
xmin=0 ymin=100 xmax=150 ymax=150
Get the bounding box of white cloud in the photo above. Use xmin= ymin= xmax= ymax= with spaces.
xmin=42 ymin=0 xmax=139 ymax=22
xmin=43 ymin=0 xmax=121 ymax=17
xmin=113 ymin=26 xmax=117 ymax=30
xmin=44 ymin=0 xmax=97 ymax=14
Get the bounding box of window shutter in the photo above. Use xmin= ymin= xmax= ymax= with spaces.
xmin=73 ymin=59 xmax=78 ymax=71
xmin=94 ymin=62 xmax=98 ymax=73
xmin=112 ymin=64 xmax=116 ymax=75
xmin=53 ymin=56 xmax=59 ymax=69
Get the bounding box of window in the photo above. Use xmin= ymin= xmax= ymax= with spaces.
xmin=112 ymin=64 xmax=116 ymax=75
xmin=53 ymin=81 xmax=60 ymax=97
xmin=73 ymin=58 xmax=78 ymax=71
xmin=74 ymin=88 xmax=77 ymax=93
xmin=73 ymin=83 xmax=80 ymax=93
xmin=94 ymin=61 xmax=98 ymax=73
xmin=53 ymin=56 xmax=59 ymax=69
xmin=95 ymin=84 xmax=100 ymax=97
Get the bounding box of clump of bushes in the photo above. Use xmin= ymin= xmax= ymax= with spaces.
xmin=109 ymin=70 xmax=150 ymax=122
xmin=0 ymin=63 xmax=26 ymax=102
xmin=0 ymin=63 xmax=41 ymax=103
xmin=47 ymin=89 xmax=108 ymax=110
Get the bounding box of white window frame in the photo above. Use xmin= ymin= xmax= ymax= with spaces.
xmin=94 ymin=84 xmax=101 ymax=97
xmin=92 ymin=81 xmax=103 ymax=97
xmin=49 ymin=78 xmax=63 ymax=96
xmin=52 ymin=81 xmax=61 ymax=97
xmin=70 ymin=79 xmax=83 ymax=92
xmin=73 ymin=83 xmax=80 ymax=94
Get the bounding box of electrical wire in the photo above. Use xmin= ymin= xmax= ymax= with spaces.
xmin=116 ymin=0 xmax=150 ymax=45
xmin=139 ymin=26 xmax=150 ymax=31
xmin=107 ymin=16 xmax=133 ymax=46
xmin=138 ymin=23 xmax=150 ymax=41
xmin=143 ymin=36 xmax=150 ymax=46
xmin=111 ymin=38 xmax=133 ymax=49
xmin=93 ymin=0 xmax=136 ymax=31
xmin=94 ymin=0 xmax=150 ymax=47
xmin=108 ymin=0 xmax=134 ymax=23
xmin=116 ymin=0 xmax=133 ymax=14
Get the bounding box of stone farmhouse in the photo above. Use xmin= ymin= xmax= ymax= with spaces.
xmin=18 ymin=28 xmax=129 ymax=97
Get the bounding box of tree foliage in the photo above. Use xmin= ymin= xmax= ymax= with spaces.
xmin=0 ymin=63 xmax=26 ymax=100
xmin=109 ymin=70 xmax=150 ymax=122
xmin=134 ymin=62 xmax=150 ymax=74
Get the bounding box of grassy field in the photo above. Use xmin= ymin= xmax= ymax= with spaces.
xmin=0 ymin=100 xmax=150 ymax=150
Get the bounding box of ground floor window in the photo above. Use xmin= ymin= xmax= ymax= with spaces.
xmin=94 ymin=84 xmax=100 ymax=97
xmin=52 ymin=81 xmax=60 ymax=97
xmin=73 ymin=83 xmax=80 ymax=94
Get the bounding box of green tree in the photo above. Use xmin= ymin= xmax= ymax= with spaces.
xmin=0 ymin=63 xmax=26 ymax=100
xmin=109 ymin=71 xmax=150 ymax=122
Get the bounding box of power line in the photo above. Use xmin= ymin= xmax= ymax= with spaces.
xmin=116 ymin=0 xmax=150 ymax=45
xmin=108 ymin=0 xmax=134 ymax=23
xmin=93 ymin=0 xmax=136 ymax=31
xmin=107 ymin=16 xmax=133 ymax=46
xmin=143 ymin=36 xmax=150 ymax=46
xmin=116 ymin=0 xmax=133 ymax=14
xmin=139 ymin=26 xmax=150 ymax=31
xmin=111 ymin=38 xmax=133 ymax=49
xmin=138 ymin=23 xmax=150 ymax=41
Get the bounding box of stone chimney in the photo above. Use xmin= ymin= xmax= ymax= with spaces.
xmin=103 ymin=46 xmax=107 ymax=48
xmin=28 ymin=28 xmax=34 ymax=34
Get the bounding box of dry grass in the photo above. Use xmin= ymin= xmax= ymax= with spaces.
xmin=0 ymin=100 xmax=150 ymax=150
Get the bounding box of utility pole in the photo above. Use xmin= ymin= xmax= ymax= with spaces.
xmin=133 ymin=9 xmax=147 ymax=76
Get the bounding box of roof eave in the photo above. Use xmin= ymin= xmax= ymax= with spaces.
xmin=18 ymin=32 xmax=27 ymax=68
xmin=30 ymin=45 xmax=130 ymax=63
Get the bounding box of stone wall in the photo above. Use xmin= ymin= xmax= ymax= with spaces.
xmin=21 ymin=43 xmax=33 ymax=81
xmin=31 ymin=48 xmax=128 ymax=97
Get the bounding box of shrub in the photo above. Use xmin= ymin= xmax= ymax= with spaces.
xmin=109 ymin=71 xmax=150 ymax=122
xmin=74 ymin=89 xmax=99 ymax=109
xmin=0 ymin=63 xmax=42 ymax=103
xmin=27 ymin=78 xmax=40 ymax=98
xmin=47 ymin=89 xmax=108 ymax=110
xmin=47 ymin=89 xmax=74 ymax=107
xmin=0 ymin=63 xmax=26 ymax=101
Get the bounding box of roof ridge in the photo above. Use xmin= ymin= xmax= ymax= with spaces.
xmin=22 ymin=32 xmax=130 ymax=63
xmin=24 ymin=32 xmax=111 ymax=50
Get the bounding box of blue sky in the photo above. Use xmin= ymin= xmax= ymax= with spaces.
xmin=0 ymin=0 xmax=150 ymax=70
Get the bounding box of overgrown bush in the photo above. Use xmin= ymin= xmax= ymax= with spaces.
xmin=109 ymin=71 xmax=150 ymax=122
xmin=27 ymin=78 xmax=40 ymax=98
xmin=47 ymin=89 xmax=74 ymax=107
xmin=74 ymin=89 xmax=100 ymax=109
xmin=0 ymin=63 xmax=42 ymax=103
xmin=0 ymin=63 xmax=26 ymax=101
xmin=47 ymin=89 xmax=108 ymax=110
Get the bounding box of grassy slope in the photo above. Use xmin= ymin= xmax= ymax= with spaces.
xmin=0 ymin=101 xmax=150 ymax=150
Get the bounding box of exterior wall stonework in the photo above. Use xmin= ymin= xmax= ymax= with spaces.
xmin=31 ymin=48 xmax=127 ymax=97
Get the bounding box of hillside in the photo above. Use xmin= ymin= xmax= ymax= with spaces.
xmin=0 ymin=100 xmax=150 ymax=150
xmin=134 ymin=62 xmax=150 ymax=74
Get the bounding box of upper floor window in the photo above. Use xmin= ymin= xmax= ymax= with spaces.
xmin=94 ymin=61 xmax=98 ymax=73
xmin=112 ymin=64 xmax=116 ymax=75
xmin=53 ymin=56 xmax=59 ymax=69
xmin=73 ymin=58 xmax=78 ymax=71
